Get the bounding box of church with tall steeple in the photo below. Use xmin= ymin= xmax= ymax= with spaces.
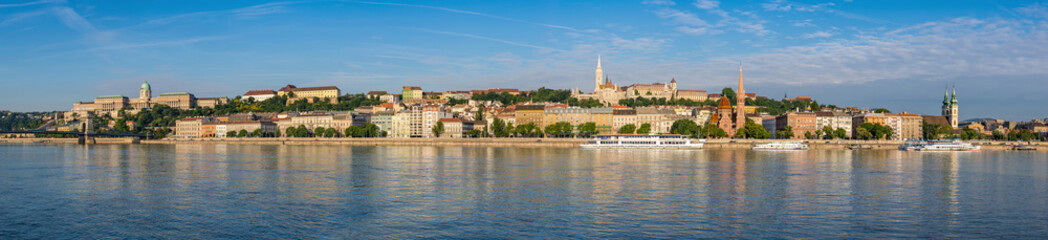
xmin=572 ymin=55 xmax=709 ymax=105
xmin=942 ymin=85 xmax=959 ymax=128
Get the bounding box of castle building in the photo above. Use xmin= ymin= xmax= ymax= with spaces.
xmin=572 ymin=56 xmax=708 ymax=105
xmin=941 ymin=85 xmax=959 ymax=128
xmin=68 ymin=81 xmax=227 ymax=119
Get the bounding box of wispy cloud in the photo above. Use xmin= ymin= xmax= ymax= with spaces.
xmin=231 ymin=1 xmax=299 ymax=17
xmin=350 ymin=0 xmax=581 ymax=32
xmin=762 ymin=0 xmax=890 ymax=25
xmin=641 ymin=0 xmax=676 ymax=6
xmin=1016 ymin=2 xmax=1048 ymax=18
xmin=0 ymin=0 xmax=63 ymax=8
xmin=84 ymin=36 xmax=228 ymax=51
xmin=801 ymin=31 xmax=833 ymax=38
xmin=648 ymin=0 xmax=770 ymax=36
xmin=405 ymin=27 xmax=564 ymax=52
xmin=50 ymin=6 xmax=97 ymax=34
xmin=762 ymin=0 xmax=834 ymax=12
xmin=0 ymin=9 xmax=49 ymax=27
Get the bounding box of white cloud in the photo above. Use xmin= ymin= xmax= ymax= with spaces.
xmin=654 ymin=8 xmax=708 ymax=26
xmin=762 ymin=0 xmax=834 ymax=12
xmin=801 ymin=31 xmax=833 ymax=38
xmin=232 ymin=2 xmax=295 ymax=17
xmin=610 ymin=37 xmax=669 ymax=51
xmin=1016 ymin=2 xmax=1048 ymax=18
xmin=85 ymin=36 xmax=228 ymax=51
xmin=650 ymin=1 xmax=770 ymax=36
xmin=642 ymin=0 xmax=676 ymax=6
xmin=0 ymin=0 xmax=63 ymax=8
xmin=693 ymin=0 xmax=719 ymax=10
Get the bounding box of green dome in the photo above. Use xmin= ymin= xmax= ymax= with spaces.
xmin=141 ymin=81 xmax=151 ymax=90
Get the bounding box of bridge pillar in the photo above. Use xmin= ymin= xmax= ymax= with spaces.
xmin=78 ymin=112 xmax=96 ymax=145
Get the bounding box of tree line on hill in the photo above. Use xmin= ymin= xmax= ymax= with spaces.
xmin=0 ymin=112 xmax=47 ymax=131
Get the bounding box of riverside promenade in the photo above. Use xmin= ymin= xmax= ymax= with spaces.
xmin=2 ymin=137 xmax=1044 ymax=151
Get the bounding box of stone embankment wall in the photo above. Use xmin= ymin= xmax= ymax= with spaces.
xmin=0 ymin=137 xmax=139 ymax=144
xmin=3 ymin=137 xmax=1044 ymax=151
xmin=142 ymin=137 xmax=587 ymax=148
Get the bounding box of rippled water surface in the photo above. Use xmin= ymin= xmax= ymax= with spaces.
xmin=1 ymin=143 xmax=1047 ymax=239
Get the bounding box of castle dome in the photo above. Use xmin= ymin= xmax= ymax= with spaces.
xmin=141 ymin=81 xmax=151 ymax=90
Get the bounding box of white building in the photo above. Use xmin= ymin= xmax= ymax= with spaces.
xmin=243 ymin=90 xmax=277 ymax=102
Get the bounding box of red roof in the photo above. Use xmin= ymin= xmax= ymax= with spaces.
xmin=244 ymin=90 xmax=276 ymax=96
xmin=439 ymin=118 xmax=463 ymax=122
xmin=403 ymin=86 xmax=422 ymax=90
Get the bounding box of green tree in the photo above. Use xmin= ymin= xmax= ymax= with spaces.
xmin=296 ymin=125 xmax=309 ymax=137
xmin=856 ymin=128 xmax=874 ymax=140
xmin=345 ymin=126 xmax=361 ymax=137
xmin=475 ymin=105 xmax=485 ymax=122
xmin=286 ymin=127 xmax=296 ymax=138
xmin=432 ymin=121 xmax=445 ymax=138
xmin=670 ymin=119 xmax=700 ymax=137
xmin=364 ymin=123 xmax=379 ymax=137
xmin=636 ymin=123 xmax=652 ymax=134
xmin=251 ymin=129 xmax=263 ymax=137
xmin=821 ymin=126 xmax=836 ymax=139
xmin=238 ymin=129 xmax=249 ymax=137
xmin=314 ymin=127 xmax=325 ymax=137
xmin=576 ymin=122 xmax=598 ymax=137
xmin=273 ymin=131 xmax=281 ymax=138
xmin=544 ymin=122 xmax=574 ymax=137
xmin=834 ymin=128 xmax=847 ymax=139
xmin=491 ymin=118 xmax=508 ymax=137
xmin=324 ymin=128 xmax=338 ymax=138
xmin=618 ymin=124 xmax=637 ymax=134
xmin=701 ymin=124 xmax=728 ymax=138
xmin=776 ymin=125 xmax=795 ymax=139
xmin=226 ymin=131 xmax=236 ymax=138
xmin=721 ymin=87 xmax=736 ymax=103
xmin=737 ymin=119 xmax=770 ymax=139
xmin=515 ymin=123 xmax=541 ymax=137
xmin=804 ymin=131 xmax=813 ymax=139
xmin=809 ymin=100 xmax=821 ymax=111
xmin=873 ymin=108 xmax=891 ymax=113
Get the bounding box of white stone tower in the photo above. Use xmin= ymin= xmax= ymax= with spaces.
xmin=950 ymin=85 xmax=959 ymax=128
xmin=594 ymin=55 xmax=603 ymax=92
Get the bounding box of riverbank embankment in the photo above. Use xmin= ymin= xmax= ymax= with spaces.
xmin=2 ymin=137 xmax=1044 ymax=151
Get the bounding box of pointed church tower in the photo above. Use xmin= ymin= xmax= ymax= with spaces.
xmin=735 ymin=63 xmax=746 ymax=134
xmin=950 ymin=85 xmax=959 ymax=128
xmin=594 ymin=55 xmax=603 ymax=92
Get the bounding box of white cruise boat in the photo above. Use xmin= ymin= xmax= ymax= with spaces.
xmin=917 ymin=139 xmax=981 ymax=151
xmin=898 ymin=140 xmax=927 ymax=151
xmin=581 ymin=134 xmax=705 ymax=149
xmin=752 ymin=141 xmax=809 ymax=150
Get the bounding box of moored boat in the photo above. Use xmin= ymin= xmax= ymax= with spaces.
xmin=917 ymin=139 xmax=980 ymax=151
xmin=752 ymin=141 xmax=809 ymax=150
xmin=898 ymin=140 xmax=926 ymax=151
xmin=581 ymin=134 xmax=704 ymax=149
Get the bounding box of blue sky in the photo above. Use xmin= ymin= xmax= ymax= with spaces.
xmin=1 ymin=0 xmax=1046 ymax=120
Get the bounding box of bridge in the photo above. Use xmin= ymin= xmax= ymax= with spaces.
xmin=1 ymin=112 xmax=151 ymax=144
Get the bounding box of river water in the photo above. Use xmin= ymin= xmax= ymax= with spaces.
xmin=1 ymin=143 xmax=1046 ymax=239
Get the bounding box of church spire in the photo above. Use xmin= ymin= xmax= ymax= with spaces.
xmin=943 ymin=85 xmax=949 ymax=105
xmin=951 ymin=85 xmax=957 ymax=104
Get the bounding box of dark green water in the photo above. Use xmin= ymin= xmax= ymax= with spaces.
xmin=1 ymin=143 xmax=1046 ymax=239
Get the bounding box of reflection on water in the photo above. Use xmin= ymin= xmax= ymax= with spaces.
xmin=1 ymin=144 xmax=1047 ymax=238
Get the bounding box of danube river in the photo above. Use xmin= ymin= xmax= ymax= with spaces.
xmin=1 ymin=143 xmax=1046 ymax=239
